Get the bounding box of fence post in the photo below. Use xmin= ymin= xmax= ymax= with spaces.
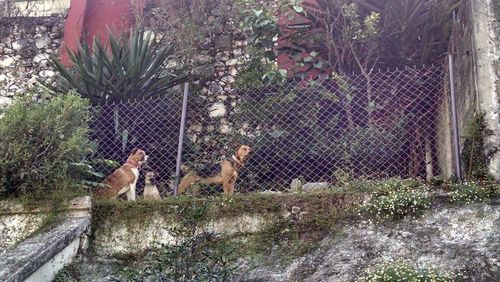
xmin=174 ymin=82 xmax=189 ymax=196
xmin=448 ymin=53 xmax=462 ymax=181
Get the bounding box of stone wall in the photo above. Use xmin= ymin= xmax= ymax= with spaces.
xmin=143 ymin=0 xmax=269 ymax=157
xmin=0 ymin=16 xmax=65 ymax=109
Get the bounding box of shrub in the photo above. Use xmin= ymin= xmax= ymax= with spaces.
xmin=363 ymin=190 xmax=432 ymax=220
xmin=357 ymin=179 xmax=432 ymax=220
xmin=351 ymin=178 xmax=424 ymax=195
xmin=358 ymin=261 xmax=455 ymax=282
xmin=449 ymin=182 xmax=493 ymax=204
xmin=0 ymin=93 xmax=94 ymax=199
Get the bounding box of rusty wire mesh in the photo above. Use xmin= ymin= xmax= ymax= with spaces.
xmin=90 ymin=65 xmax=448 ymax=195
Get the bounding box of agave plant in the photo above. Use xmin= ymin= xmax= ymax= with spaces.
xmin=42 ymin=29 xmax=189 ymax=105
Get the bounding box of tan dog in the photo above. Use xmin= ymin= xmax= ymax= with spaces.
xmin=95 ymin=148 xmax=148 ymax=201
xmin=143 ymin=171 xmax=161 ymax=200
xmin=178 ymin=145 xmax=252 ymax=195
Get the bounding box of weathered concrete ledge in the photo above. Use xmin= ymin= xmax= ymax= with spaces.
xmin=0 ymin=197 xmax=91 ymax=282
xmin=0 ymin=197 xmax=91 ymax=251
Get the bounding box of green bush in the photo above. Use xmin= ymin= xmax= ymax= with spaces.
xmin=358 ymin=179 xmax=431 ymax=220
xmin=449 ymin=182 xmax=495 ymax=204
xmin=0 ymin=93 xmax=94 ymax=199
xmin=358 ymin=261 xmax=455 ymax=281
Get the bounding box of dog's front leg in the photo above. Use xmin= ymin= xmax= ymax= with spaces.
xmin=126 ymin=183 xmax=136 ymax=201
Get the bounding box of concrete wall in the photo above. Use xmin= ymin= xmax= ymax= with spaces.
xmin=448 ymin=0 xmax=499 ymax=180
xmin=0 ymin=197 xmax=91 ymax=252
xmin=24 ymin=235 xmax=81 ymax=282
xmin=93 ymin=212 xmax=267 ymax=256
xmin=470 ymin=0 xmax=500 ymax=180
xmin=0 ymin=197 xmax=91 ymax=282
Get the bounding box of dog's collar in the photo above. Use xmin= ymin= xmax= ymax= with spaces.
xmin=125 ymin=159 xmax=140 ymax=168
xmin=231 ymin=155 xmax=243 ymax=166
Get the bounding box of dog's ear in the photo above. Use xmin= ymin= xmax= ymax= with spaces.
xmin=131 ymin=148 xmax=139 ymax=154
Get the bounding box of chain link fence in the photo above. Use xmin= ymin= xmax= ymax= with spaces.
xmin=90 ymin=64 xmax=452 ymax=195
xmin=90 ymin=92 xmax=183 ymax=196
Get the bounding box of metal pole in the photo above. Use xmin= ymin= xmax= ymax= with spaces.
xmin=174 ymin=82 xmax=189 ymax=196
xmin=448 ymin=53 xmax=462 ymax=181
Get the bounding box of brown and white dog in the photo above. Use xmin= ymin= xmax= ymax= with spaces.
xmin=95 ymin=148 xmax=148 ymax=201
xmin=178 ymin=145 xmax=252 ymax=195
xmin=143 ymin=171 xmax=161 ymax=200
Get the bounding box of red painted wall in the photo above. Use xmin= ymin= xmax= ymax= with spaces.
xmin=61 ymin=0 xmax=146 ymax=66
xmin=277 ymin=0 xmax=323 ymax=80
xmin=60 ymin=0 xmax=88 ymax=66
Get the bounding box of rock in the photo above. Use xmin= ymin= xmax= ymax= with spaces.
xmin=301 ymin=182 xmax=330 ymax=192
xmin=35 ymin=36 xmax=51 ymax=49
xmin=192 ymin=65 xmax=215 ymax=78
xmin=189 ymin=134 xmax=198 ymax=143
xmin=208 ymin=82 xmax=223 ymax=94
xmin=221 ymin=75 xmax=235 ymax=84
xmin=33 ymin=53 xmax=50 ymax=63
xmin=229 ymin=68 xmax=238 ymax=76
xmin=0 ymin=96 xmax=12 ymax=108
xmin=1 ymin=37 xmax=12 ymax=45
xmin=165 ymin=59 xmax=181 ymax=69
xmin=189 ymin=124 xmax=202 ymax=133
xmin=11 ymin=38 xmax=29 ymax=51
xmin=259 ymin=190 xmax=282 ymax=195
xmin=216 ymin=53 xmax=229 ymax=62
xmin=206 ymin=125 xmax=215 ymax=132
xmin=215 ymin=35 xmax=232 ymax=50
xmin=233 ymin=49 xmax=244 ymax=57
xmin=194 ymin=54 xmax=212 ymax=65
xmin=209 ymin=102 xmax=226 ymax=118
xmin=217 ymin=95 xmax=228 ymax=101
xmin=39 ymin=70 xmax=55 ymax=77
xmin=234 ymin=40 xmax=246 ymax=48
xmin=8 ymin=85 xmax=20 ymax=92
xmin=220 ymin=123 xmax=231 ymax=133
xmin=290 ymin=178 xmax=303 ymax=193
xmin=225 ymin=59 xmax=239 ymax=66
xmin=0 ymin=56 xmax=15 ymax=68
xmin=36 ymin=25 xmax=48 ymax=33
